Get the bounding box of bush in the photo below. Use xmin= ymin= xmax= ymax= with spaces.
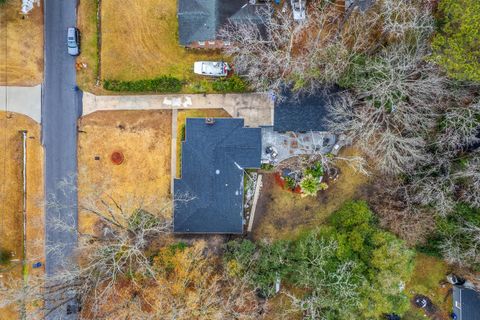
xmin=431 ymin=0 xmax=480 ymax=82
xmin=300 ymin=174 xmax=320 ymax=197
xmin=103 ymin=76 xmax=183 ymax=93
xmin=212 ymin=75 xmax=248 ymax=93
xmin=304 ymin=161 xmax=324 ymax=179
xmin=0 ymin=248 xmax=10 ymax=266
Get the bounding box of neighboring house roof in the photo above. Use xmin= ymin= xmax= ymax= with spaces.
xmin=174 ymin=118 xmax=261 ymax=233
xmin=177 ymin=0 xmax=267 ymax=45
xmin=345 ymin=0 xmax=375 ymax=12
xmin=274 ymin=90 xmax=337 ymax=132
xmin=453 ymin=286 xmax=480 ymax=320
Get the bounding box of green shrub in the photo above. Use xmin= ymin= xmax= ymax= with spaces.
xmin=0 ymin=248 xmax=10 ymax=266
xmin=212 ymin=75 xmax=248 ymax=93
xmin=431 ymin=0 xmax=480 ymax=82
xmin=103 ymin=76 xmax=183 ymax=93
xmin=300 ymin=174 xmax=320 ymax=197
xmin=304 ymin=161 xmax=324 ymax=179
xmin=284 ymin=176 xmax=296 ymax=190
xmin=260 ymin=163 xmax=274 ymax=171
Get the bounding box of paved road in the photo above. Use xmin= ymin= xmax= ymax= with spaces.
xmin=43 ymin=0 xmax=81 ymax=318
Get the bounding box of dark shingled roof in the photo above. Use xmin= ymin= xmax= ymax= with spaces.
xmin=174 ymin=118 xmax=261 ymax=233
xmin=453 ymin=286 xmax=480 ymax=320
xmin=177 ymin=0 xmax=266 ymax=45
xmin=274 ymin=90 xmax=337 ymax=132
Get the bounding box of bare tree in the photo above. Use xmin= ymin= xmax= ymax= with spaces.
xmin=370 ymin=178 xmax=436 ymax=245
xmin=220 ymin=0 xmax=434 ymax=96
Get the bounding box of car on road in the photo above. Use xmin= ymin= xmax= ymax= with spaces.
xmin=194 ymin=61 xmax=230 ymax=77
xmin=67 ymin=27 xmax=80 ymax=56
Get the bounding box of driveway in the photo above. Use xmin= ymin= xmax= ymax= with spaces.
xmin=0 ymin=85 xmax=41 ymax=122
xmin=43 ymin=0 xmax=82 ymax=318
xmin=83 ymin=92 xmax=274 ymax=127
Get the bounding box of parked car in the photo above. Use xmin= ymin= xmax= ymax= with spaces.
xmin=194 ymin=61 xmax=230 ymax=77
xmin=67 ymin=27 xmax=80 ymax=56
xmin=291 ymin=0 xmax=306 ymax=21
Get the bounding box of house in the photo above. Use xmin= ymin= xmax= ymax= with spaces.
xmin=345 ymin=0 xmax=375 ymax=12
xmin=177 ymin=0 xmax=267 ymax=48
xmin=453 ymin=286 xmax=480 ymax=320
xmin=174 ymin=118 xmax=261 ymax=233
xmin=273 ymin=89 xmax=336 ymax=133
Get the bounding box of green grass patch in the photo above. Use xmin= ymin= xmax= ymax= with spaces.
xmin=104 ymin=76 xmax=183 ymax=93
xmin=404 ymin=254 xmax=452 ymax=319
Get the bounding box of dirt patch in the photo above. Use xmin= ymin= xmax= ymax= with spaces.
xmin=0 ymin=112 xmax=45 ymax=318
xmin=0 ymin=2 xmax=43 ymax=85
xmin=99 ymin=0 xmax=226 ymax=92
xmin=251 ymin=147 xmax=370 ymax=241
xmin=78 ymin=110 xmax=172 ymax=234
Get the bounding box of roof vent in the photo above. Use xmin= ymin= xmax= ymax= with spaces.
xmin=205 ymin=118 xmax=215 ymax=125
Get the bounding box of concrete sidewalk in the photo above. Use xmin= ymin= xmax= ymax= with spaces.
xmin=83 ymin=92 xmax=274 ymax=127
xmin=0 ymin=85 xmax=42 ymax=123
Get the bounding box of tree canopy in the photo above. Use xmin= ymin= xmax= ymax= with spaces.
xmin=224 ymin=201 xmax=415 ymax=319
xmin=432 ymin=0 xmax=480 ymax=82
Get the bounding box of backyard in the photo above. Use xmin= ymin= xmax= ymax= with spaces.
xmin=0 ymin=0 xmax=43 ymax=85
xmin=0 ymin=112 xmax=44 ymax=319
xmin=404 ymin=254 xmax=453 ymax=319
xmin=77 ymin=110 xmax=172 ymax=234
xmin=251 ymin=147 xmax=370 ymax=241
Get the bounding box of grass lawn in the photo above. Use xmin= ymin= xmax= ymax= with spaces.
xmin=0 ymin=112 xmax=44 ymax=318
xmin=78 ymin=110 xmax=172 ymax=234
xmin=0 ymin=1 xmax=43 ymax=85
xmin=77 ymin=0 xmax=99 ymax=93
xmin=251 ymin=147 xmax=370 ymax=241
xmin=176 ymin=109 xmax=231 ymax=177
xmin=99 ymin=0 xmax=227 ymax=93
xmin=404 ymin=254 xmax=453 ymax=319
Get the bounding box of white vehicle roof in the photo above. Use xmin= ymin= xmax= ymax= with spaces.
xmin=194 ymin=61 xmax=228 ymax=76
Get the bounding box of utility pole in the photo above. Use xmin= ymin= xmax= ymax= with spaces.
xmin=20 ymin=130 xmax=27 ymax=320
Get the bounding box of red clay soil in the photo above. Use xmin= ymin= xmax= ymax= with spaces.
xmin=110 ymin=151 xmax=125 ymax=165
xmin=274 ymin=172 xmax=302 ymax=194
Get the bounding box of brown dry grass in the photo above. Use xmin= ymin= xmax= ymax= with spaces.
xmin=404 ymin=254 xmax=452 ymax=320
xmin=0 ymin=111 xmax=44 ymax=319
xmin=100 ymin=0 xmax=225 ymax=90
xmin=176 ymin=109 xmax=231 ymax=177
xmin=0 ymin=1 xmax=43 ymax=85
xmin=76 ymin=0 xmax=99 ymax=93
xmin=78 ymin=110 xmax=172 ymax=234
xmin=251 ymin=147 xmax=370 ymax=241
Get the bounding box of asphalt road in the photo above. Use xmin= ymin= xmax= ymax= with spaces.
xmin=42 ymin=0 xmax=82 ymax=318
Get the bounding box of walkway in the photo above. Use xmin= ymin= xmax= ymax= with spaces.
xmin=0 ymin=85 xmax=42 ymax=123
xmin=83 ymin=92 xmax=274 ymax=127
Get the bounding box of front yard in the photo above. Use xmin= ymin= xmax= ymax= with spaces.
xmin=77 ymin=110 xmax=172 ymax=234
xmin=0 ymin=1 xmax=43 ymax=85
xmin=0 ymin=112 xmax=44 ymax=318
xmin=77 ymin=0 xmax=234 ymax=93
